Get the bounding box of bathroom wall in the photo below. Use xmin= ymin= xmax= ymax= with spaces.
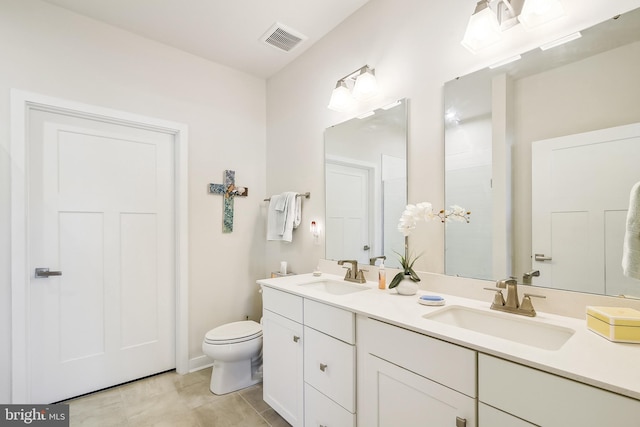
xmin=265 ymin=0 xmax=640 ymax=277
xmin=0 ymin=0 xmax=266 ymax=402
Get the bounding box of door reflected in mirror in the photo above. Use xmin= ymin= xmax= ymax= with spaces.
xmin=444 ymin=8 xmax=640 ymax=296
xmin=325 ymin=99 xmax=408 ymax=268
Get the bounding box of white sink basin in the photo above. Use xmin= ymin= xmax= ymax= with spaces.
xmin=423 ymin=305 xmax=575 ymax=351
xmin=300 ymin=280 xmax=369 ymax=295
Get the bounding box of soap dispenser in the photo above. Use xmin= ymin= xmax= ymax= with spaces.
xmin=378 ymin=260 xmax=386 ymax=289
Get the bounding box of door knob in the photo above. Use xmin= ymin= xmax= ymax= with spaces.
xmin=35 ymin=268 xmax=62 ymax=278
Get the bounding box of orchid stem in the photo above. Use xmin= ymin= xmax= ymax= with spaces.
xmin=404 ymin=236 xmax=409 ymax=270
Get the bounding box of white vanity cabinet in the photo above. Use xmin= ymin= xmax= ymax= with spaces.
xmin=261 ymin=286 xmax=356 ymax=427
xmin=357 ymin=316 xmax=477 ymax=427
xmin=478 ymin=354 xmax=640 ymax=427
xmin=262 ymin=287 xmax=304 ymax=427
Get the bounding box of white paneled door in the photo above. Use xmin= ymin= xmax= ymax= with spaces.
xmin=532 ymin=122 xmax=640 ymax=296
xmin=325 ymin=161 xmax=371 ymax=265
xmin=28 ymin=109 xmax=176 ymax=403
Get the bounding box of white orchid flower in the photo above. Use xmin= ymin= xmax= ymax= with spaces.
xmin=398 ymin=201 xmax=469 ymax=236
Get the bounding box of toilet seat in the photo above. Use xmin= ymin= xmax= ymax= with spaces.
xmin=204 ymin=320 xmax=262 ymax=345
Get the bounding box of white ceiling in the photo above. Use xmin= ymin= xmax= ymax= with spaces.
xmin=41 ymin=0 xmax=371 ymax=79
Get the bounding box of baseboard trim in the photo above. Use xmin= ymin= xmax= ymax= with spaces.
xmin=188 ymin=355 xmax=213 ymax=373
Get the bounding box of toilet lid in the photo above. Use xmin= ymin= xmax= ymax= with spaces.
xmin=205 ymin=320 xmax=262 ymax=343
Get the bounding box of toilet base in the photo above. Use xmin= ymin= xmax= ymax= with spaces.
xmin=210 ymin=358 xmax=262 ymax=395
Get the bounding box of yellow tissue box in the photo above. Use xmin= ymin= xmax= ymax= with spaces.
xmin=586 ymin=306 xmax=640 ymax=344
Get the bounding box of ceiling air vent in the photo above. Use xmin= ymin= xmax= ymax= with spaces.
xmin=260 ymin=22 xmax=307 ymax=53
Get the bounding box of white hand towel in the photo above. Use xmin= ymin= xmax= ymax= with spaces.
xmin=281 ymin=192 xmax=299 ymax=242
xmin=622 ymin=181 xmax=640 ymax=280
xmin=267 ymin=195 xmax=286 ymax=241
xmin=274 ymin=195 xmax=287 ymax=212
xmin=292 ymin=194 xmax=302 ymax=229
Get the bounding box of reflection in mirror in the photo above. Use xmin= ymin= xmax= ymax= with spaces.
xmin=324 ymin=99 xmax=408 ymax=269
xmin=444 ymin=8 xmax=640 ymax=296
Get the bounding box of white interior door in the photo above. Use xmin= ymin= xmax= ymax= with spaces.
xmin=325 ymin=162 xmax=371 ymax=264
xmin=532 ymin=123 xmax=640 ymax=295
xmin=28 ymin=109 xmax=176 ymax=403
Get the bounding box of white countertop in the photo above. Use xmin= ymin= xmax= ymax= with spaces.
xmin=258 ymin=273 xmax=640 ymax=400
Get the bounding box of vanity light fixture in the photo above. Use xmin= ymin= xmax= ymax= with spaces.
xmin=327 ymin=80 xmax=355 ymax=112
xmin=461 ymin=0 xmax=566 ymax=53
xmin=352 ymin=66 xmax=379 ymax=101
xmin=461 ymin=0 xmax=504 ymax=53
xmin=328 ymin=65 xmax=379 ymax=112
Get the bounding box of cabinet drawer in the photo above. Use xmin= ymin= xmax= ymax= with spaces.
xmin=304 ymin=383 xmax=356 ymax=427
xmin=304 ymin=299 xmax=355 ymax=344
xmin=304 ymin=326 xmax=355 ymax=412
xmin=262 ymin=286 xmax=303 ymax=323
xmin=479 ymin=354 xmax=640 ymax=427
xmin=358 ymin=317 xmax=476 ymax=397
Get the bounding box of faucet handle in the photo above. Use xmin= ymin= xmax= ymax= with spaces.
xmin=523 ymin=293 xmax=546 ymax=299
xmin=340 ymin=265 xmax=353 ymax=278
xmin=520 ymin=293 xmax=546 ymax=314
xmin=484 ymin=287 xmax=506 ymax=307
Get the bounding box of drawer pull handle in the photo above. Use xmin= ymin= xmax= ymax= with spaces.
xmin=320 ymin=363 xmax=328 ymax=372
xmin=293 ymin=335 xmax=300 ymax=343
xmin=456 ymin=416 xmax=466 ymax=427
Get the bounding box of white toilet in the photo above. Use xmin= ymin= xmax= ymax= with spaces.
xmin=202 ymin=320 xmax=263 ymax=395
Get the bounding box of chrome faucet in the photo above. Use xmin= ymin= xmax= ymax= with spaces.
xmin=484 ymin=277 xmax=546 ymax=317
xmin=369 ymin=255 xmax=386 ymax=266
xmin=337 ymin=260 xmax=367 ymax=283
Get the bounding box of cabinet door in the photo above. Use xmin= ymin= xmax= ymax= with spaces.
xmin=262 ymin=309 xmax=304 ymax=427
xmin=479 ymin=403 xmax=535 ymax=427
xmin=359 ymin=353 xmax=476 ymax=427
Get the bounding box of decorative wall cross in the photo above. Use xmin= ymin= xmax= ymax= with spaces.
xmin=209 ymin=170 xmax=248 ymax=233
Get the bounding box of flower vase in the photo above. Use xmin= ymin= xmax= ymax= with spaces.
xmin=395 ymin=275 xmax=418 ymax=296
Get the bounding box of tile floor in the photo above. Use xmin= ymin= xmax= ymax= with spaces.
xmin=64 ymin=368 xmax=291 ymax=427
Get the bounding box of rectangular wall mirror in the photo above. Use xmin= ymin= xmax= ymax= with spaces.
xmin=324 ymin=99 xmax=408 ymax=268
xmin=444 ymin=8 xmax=640 ymax=297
